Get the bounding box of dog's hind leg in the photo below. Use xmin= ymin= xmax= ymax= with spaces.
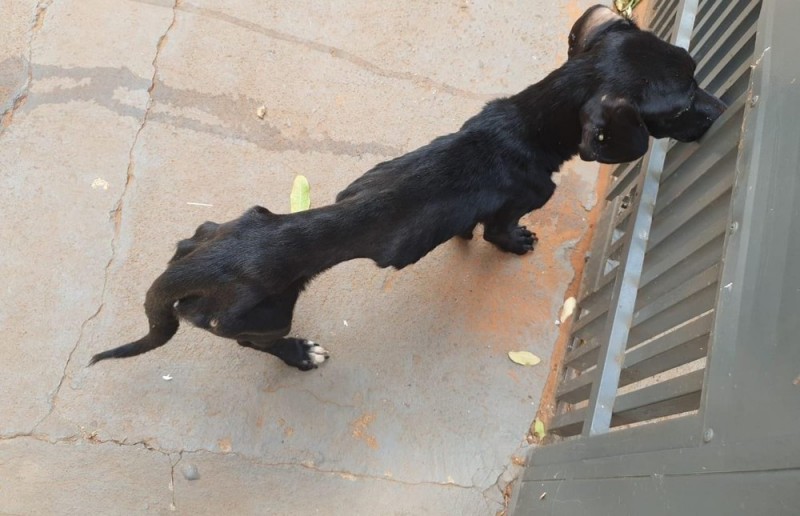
xmin=219 ymin=284 xmax=330 ymax=371
xmin=238 ymin=338 xmax=329 ymax=371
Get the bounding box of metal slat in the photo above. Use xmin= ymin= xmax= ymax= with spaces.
xmin=713 ymin=60 xmax=753 ymax=102
xmin=636 ymin=237 xmax=724 ymax=310
xmin=655 ymin=145 xmax=737 ymax=221
xmin=691 ymin=0 xmax=726 ymax=43
xmin=627 ymin=281 xmax=718 ymax=349
xmin=573 ymin=225 xmax=723 ymax=347
xmin=606 ymin=161 xmax=642 ymax=201
xmin=658 ymin=96 xmax=745 ymax=185
xmin=651 ymin=2 xmax=677 ymax=37
xmin=568 ymin=265 xmax=719 ymax=373
xmin=695 ymin=4 xmax=761 ymax=81
xmin=690 ymin=0 xmax=746 ymax=59
xmin=642 ymin=221 xmax=726 ymax=287
xmin=552 ymin=370 xmax=705 ymax=436
xmin=651 ymin=0 xmax=679 ymax=35
xmin=558 ymin=312 xmax=712 ymax=404
xmin=630 ymin=264 xmax=719 ymax=330
xmin=700 ymin=28 xmax=758 ymax=93
xmin=648 ymin=169 xmax=733 ymax=251
xmin=611 ymin=369 xmax=704 ymax=425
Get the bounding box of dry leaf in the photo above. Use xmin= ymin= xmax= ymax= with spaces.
xmin=256 ymin=105 xmax=267 ymax=119
xmin=559 ymin=296 xmax=576 ymax=323
xmin=290 ymin=175 xmax=311 ymax=213
xmin=508 ymin=351 xmax=541 ymax=366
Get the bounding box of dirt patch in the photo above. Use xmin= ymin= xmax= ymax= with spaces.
xmin=351 ymin=413 xmax=379 ymax=450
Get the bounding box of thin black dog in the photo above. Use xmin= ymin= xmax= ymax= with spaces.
xmin=90 ymin=5 xmax=725 ymax=370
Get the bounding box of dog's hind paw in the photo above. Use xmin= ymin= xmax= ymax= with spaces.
xmin=306 ymin=342 xmax=330 ymax=367
xmin=284 ymin=339 xmax=330 ymax=371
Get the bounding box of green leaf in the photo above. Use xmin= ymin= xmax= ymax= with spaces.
xmin=290 ymin=175 xmax=311 ymax=213
xmin=533 ymin=418 xmax=546 ymax=439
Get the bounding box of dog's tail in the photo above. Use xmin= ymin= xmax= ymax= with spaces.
xmin=89 ymin=273 xmax=181 ymax=365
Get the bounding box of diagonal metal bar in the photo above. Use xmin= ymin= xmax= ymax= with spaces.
xmin=581 ymin=0 xmax=701 ymax=437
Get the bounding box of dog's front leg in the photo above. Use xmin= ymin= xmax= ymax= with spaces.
xmin=483 ymin=212 xmax=538 ymax=255
xmin=483 ymin=179 xmax=556 ymax=254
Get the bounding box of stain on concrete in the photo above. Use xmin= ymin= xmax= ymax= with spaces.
xmin=351 ymin=413 xmax=379 ymax=450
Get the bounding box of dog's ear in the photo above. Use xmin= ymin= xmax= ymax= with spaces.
xmin=579 ymin=94 xmax=649 ymax=164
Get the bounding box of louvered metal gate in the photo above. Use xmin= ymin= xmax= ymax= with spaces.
xmin=511 ymin=0 xmax=800 ymax=513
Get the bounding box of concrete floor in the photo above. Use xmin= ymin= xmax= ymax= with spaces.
xmin=0 ymin=0 xmax=598 ymax=514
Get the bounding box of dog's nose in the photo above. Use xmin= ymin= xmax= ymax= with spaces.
xmin=697 ymin=88 xmax=726 ymax=121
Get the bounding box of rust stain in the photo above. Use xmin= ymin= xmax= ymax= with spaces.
xmin=533 ymin=164 xmax=613 ymax=438
xmin=351 ymin=413 xmax=379 ymax=450
xmin=457 ymin=167 xmax=594 ymax=356
xmin=217 ymin=437 xmax=232 ymax=453
xmin=507 ymin=369 xmax=521 ymax=384
xmin=565 ymin=0 xmax=582 ymax=25
xmin=1 ymin=93 xmax=27 ymax=129
xmin=256 ymin=415 xmax=265 ymax=429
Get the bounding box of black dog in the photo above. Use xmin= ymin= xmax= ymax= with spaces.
xmin=90 ymin=5 xmax=724 ymax=370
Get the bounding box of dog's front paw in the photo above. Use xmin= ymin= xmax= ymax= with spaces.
xmin=485 ymin=225 xmax=538 ymax=254
xmin=509 ymin=225 xmax=538 ymax=254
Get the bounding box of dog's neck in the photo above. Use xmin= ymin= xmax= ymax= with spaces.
xmin=509 ymin=56 xmax=597 ymax=172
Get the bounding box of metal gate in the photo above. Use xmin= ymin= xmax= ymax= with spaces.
xmin=512 ymin=0 xmax=800 ymax=513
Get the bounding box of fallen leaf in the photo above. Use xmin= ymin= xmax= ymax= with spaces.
xmin=533 ymin=418 xmax=546 ymax=439
xmin=290 ymin=175 xmax=311 ymax=213
xmin=511 ymin=456 xmax=526 ymax=467
xmin=91 ymin=178 xmax=109 ymax=190
xmin=256 ymin=105 xmax=267 ymax=119
xmin=559 ymin=296 xmax=576 ymax=323
xmin=508 ymin=351 xmax=541 ymax=366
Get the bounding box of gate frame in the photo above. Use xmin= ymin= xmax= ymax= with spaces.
xmin=511 ymin=0 xmax=800 ymax=513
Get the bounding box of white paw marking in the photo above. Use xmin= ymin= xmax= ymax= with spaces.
xmin=308 ymin=343 xmax=330 ymax=365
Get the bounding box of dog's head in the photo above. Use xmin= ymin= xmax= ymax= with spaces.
xmin=569 ymin=5 xmax=726 ymax=164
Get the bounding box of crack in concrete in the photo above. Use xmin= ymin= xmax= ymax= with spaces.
xmin=0 ymin=0 xmax=53 ymax=132
xmin=169 ymin=451 xmax=182 ymax=511
xmin=112 ymin=0 xmax=180 ymax=237
xmin=178 ymin=448 xmax=481 ymax=491
xmin=29 ymin=0 xmax=182 ymax=436
xmin=2 ymin=432 xmax=480 ymax=493
xmin=132 ymin=0 xmax=497 ymax=102
xmin=34 ymin=300 xmax=106 ymax=432
xmin=263 ymin=384 xmax=357 ymax=410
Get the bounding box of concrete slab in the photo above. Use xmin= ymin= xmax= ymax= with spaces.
xmin=173 ymin=450 xmax=494 ymax=515
xmin=1 ymin=0 xmax=599 ymax=513
xmin=0 ymin=437 xmax=173 ymax=514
